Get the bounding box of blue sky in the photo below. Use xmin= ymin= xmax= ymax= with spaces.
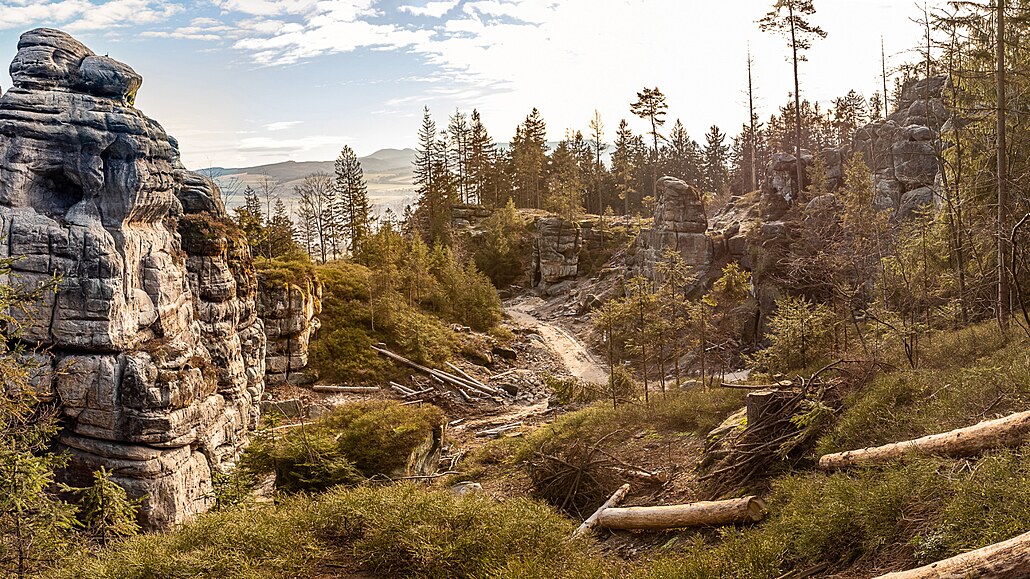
xmin=0 ymin=0 xmax=942 ymax=169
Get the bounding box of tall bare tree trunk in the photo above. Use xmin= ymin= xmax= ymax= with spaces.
xmin=748 ymin=47 xmax=758 ymax=192
xmin=998 ymin=0 xmax=1011 ymax=331
xmin=789 ymin=3 xmax=804 ymax=197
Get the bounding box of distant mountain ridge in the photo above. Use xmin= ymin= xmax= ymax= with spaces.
xmin=201 ymin=148 xmax=418 ymax=216
xmin=200 ymin=148 xmax=417 ymax=183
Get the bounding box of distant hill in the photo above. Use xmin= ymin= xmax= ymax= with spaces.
xmin=200 ymin=148 xmax=417 ymax=216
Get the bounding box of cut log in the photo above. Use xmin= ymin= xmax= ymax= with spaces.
xmin=873 ymin=529 xmax=1030 ymax=578
xmin=573 ymin=483 xmax=630 ymax=538
xmin=312 ymin=385 xmax=381 ymax=394
xmin=819 ymin=409 xmax=1030 ymax=470
xmin=596 ymin=496 xmax=766 ymax=531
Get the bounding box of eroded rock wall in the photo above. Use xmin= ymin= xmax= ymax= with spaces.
xmin=0 ymin=28 xmax=263 ymax=529
xmin=258 ymin=273 xmax=321 ymax=385
xmin=627 ymin=176 xmax=714 ymax=295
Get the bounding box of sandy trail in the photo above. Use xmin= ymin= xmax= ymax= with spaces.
xmin=505 ymin=297 xmax=608 ymax=385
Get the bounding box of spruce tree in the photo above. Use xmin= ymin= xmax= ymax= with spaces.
xmin=468 ymin=109 xmax=499 ymax=206
xmin=511 ymin=108 xmax=548 ymax=208
xmin=702 ymin=125 xmax=730 ymax=195
xmin=334 ymin=145 xmax=372 ymax=254
xmin=75 ymin=467 xmax=141 ymax=546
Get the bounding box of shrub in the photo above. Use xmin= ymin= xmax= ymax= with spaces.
xmin=242 ymin=400 xmax=444 ymax=492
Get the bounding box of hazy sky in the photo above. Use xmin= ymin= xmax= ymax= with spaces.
xmin=0 ymin=0 xmax=944 ymax=169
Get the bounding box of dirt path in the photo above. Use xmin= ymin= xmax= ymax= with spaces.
xmin=506 ymin=297 xmax=608 ymax=385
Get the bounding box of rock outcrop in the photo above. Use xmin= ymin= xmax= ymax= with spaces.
xmin=0 ymin=28 xmax=264 ymax=529
xmin=628 ymin=177 xmax=713 ymax=294
xmin=532 ymin=216 xmax=581 ymax=294
xmin=258 ymin=272 xmax=321 ymax=384
xmin=853 ymin=76 xmax=948 ymax=215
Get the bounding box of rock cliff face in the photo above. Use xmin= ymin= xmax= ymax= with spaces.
xmin=853 ymin=75 xmax=948 ymax=217
xmin=628 ymin=177 xmax=713 ymax=294
xmin=532 ymin=216 xmax=581 ymax=294
xmin=761 ymin=76 xmax=948 ymax=221
xmin=0 ymin=28 xmax=264 ymax=529
xmin=258 ymin=273 xmax=321 ymax=385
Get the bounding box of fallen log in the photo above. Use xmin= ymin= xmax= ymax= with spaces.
xmin=475 ymin=422 xmax=523 ymax=437
xmin=372 ymin=346 xmax=500 ymax=397
xmin=819 ymin=409 xmax=1030 ymax=470
xmin=596 ymin=496 xmax=766 ymax=531
xmin=389 ymin=382 xmax=415 ymax=396
xmin=873 ymin=529 xmax=1030 ymax=578
xmin=445 ymin=362 xmax=493 ymax=390
xmin=312 ymin=385 xmax=381 ymax=394
xmin=573 ymin=483 xmax=630 ymax=538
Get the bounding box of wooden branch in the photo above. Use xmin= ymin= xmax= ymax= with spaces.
xmin=312 ymin=385 xmax=380 ymax=394
xmin=596 ymin=496 xmax=766 ymax=531
xmin=819 ymin=409 xmax=1030 ymax=470
xmin=873 ymin=529 xmax=1030 ymax=578
xmin=573 ymin=483 xmax=630 ymax=538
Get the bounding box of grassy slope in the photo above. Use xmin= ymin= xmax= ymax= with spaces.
xmin=51 ymin=323 xmax=1030 ymax=578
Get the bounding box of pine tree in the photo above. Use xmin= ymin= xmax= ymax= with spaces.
xmin=760 ymin=0 xmax=827 ymax=191
xmin=588 ymin=110 xmax=608 ymax=214
xmin=546 ymin=132 xmax=588 ymax=223
xmin=413 ymin=107 xmax=452 ymax=243
xmin=662 ymin=119 xmax=703 ymax=188
xmin=296 ymin=172 xmax=334 ymax=263
xmin=630 ymin=87 xmax=669 ymax=200
xmin=267 ymin=198 xmax=296 ymax=258
xmin=233 ymin=186 xmax=266 ymax=257
xmin=0 ymin=260 xmax=76 ymax=578
xmin=468 ymin=109 xmax=499 ymax=206
xmin=447 ymin=110 xmax=472 ymax=204
xmin=334 ymin=145 xmax=372 ymax=254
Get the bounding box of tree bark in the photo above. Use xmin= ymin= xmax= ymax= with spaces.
xmin=998 ymin=0 xmax=1010 ymax=330
xmin=874 ymin=529 xmax=1030 ymax=578
xmin=596 ymin=496 xmax=766 ymax=531
xmin=819 ymin=410 xmax=1030 ymax=470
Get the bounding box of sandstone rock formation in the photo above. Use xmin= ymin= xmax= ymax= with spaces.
xmin=853 ymin=76 xmax=948 ymax=215
xmin=258 ymin=272 xmax=321 ymax=384
xmin=628 ymin=177 xmax=713 ymax=294
xmin=0 ymin=28 xmax=264 ymax=529
xmin=532 ymin=216 xmax=582 ymax=294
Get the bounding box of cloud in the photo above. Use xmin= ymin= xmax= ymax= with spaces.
xmin=236 ymin=134 xmax=351 ymax=156
xmin=264 ymin=120 xmax=302 ymax=131
xmin=0 ymin=0 xmax=181 ymax=31
xmin=398 ymin=0 xmax=459 ymax=18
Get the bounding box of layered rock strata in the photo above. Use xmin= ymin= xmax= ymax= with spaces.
xmin=628 ymin=176 xmax=713 ymax=295
xmin=0 ymin=28 xmax=264 ymax=529
xmin=258 ymin=273 xmax=321 ymax=384
xmin=532 ymin=216 xmax=582 ymax=294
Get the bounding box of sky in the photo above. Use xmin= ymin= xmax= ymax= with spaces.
xmin=0 ymin=0 xmax=946 ymax=169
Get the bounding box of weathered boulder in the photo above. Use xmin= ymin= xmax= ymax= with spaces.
xmin=628 ymin=176 xmax=713 ymax=293
xmin=257 ymin=271 xmax=322 ymax=384
xmin=0 ymin=28 xmax=264 ymax=529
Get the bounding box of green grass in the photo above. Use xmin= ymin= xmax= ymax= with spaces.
xmin=818 ymin=323 xmax=1030 ymax=455
xmin=49 ymin=484 xmax=611 ymax=579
